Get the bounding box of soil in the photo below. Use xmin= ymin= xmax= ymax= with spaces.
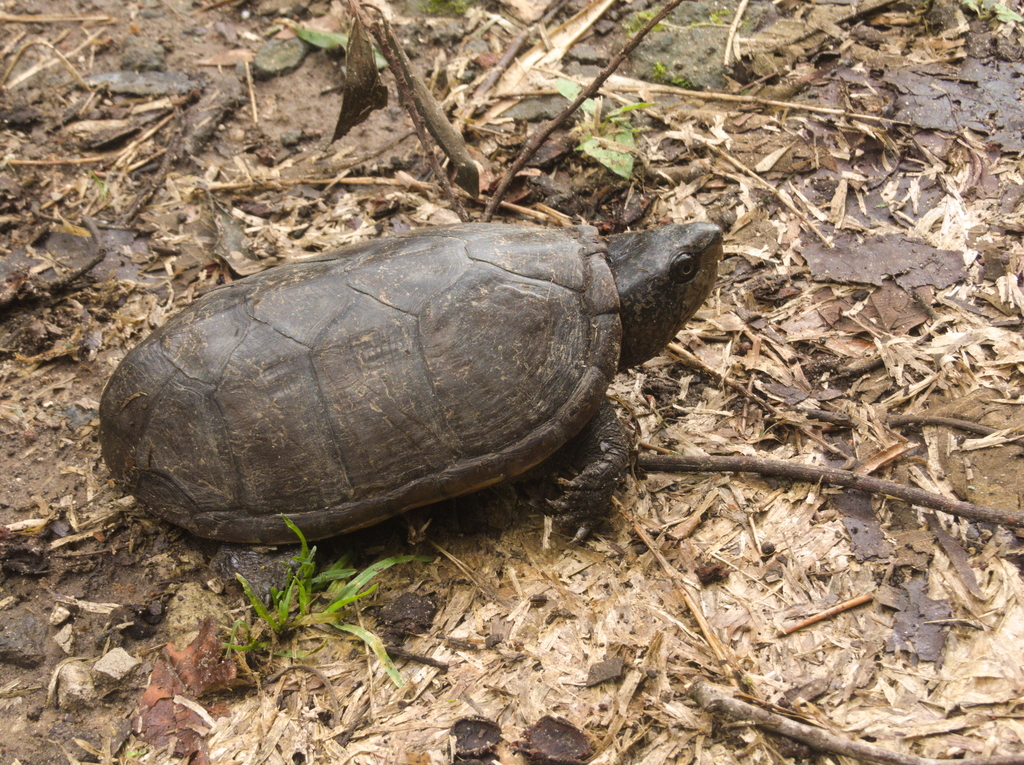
xmin=3 ymin=0 xmax=1024 ymax=763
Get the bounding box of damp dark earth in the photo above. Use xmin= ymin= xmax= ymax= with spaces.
xmin=3 ymin=0 xmax=1024 ymax=762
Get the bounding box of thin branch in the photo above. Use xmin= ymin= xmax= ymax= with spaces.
xmin=1 ymin=39 xmax=92 ymax=91
xmin=887 ymin=415 xmax=998 ymax=437
xmin=0 ymin=12 xmax=114 ymax=22
xmin=358 ymin=4 xmax=468 ymax=221
xmin=471 ymin=27 xmax=532 ymax=104
xmin=777 ymin=593 xmax=873 ymax=636
xmin=637 ymin=453 xmax=1024 ymax=528
xmin=722 ymin=0 xmax=750 ymax=66
xmin=385 ymin=646 xmax=449 ymax=671
xmin=570 ymin=81 xmax=909 ymax=124
xmin=470 ymin=0 xmax=569 ymax=104
xmin=483 ymin=0 xmax=687 ymax=221
xmin=691 ymin=680 xmax=1024 ymax=765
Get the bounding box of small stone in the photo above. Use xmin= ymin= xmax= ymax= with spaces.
xmin=165 ymin=581 xmax=229 ymax=645
xmin=210 ymin=545 xmax=295 ymax=604
xmin=54 ymin=623 xmax=75 ymax=654
xmin=378 ymin=592 xmax=437 ymax=639
xmin=585 ymin=656 xmax=625 ymax=686
xmin=94 ymin=647 xmax=141 ymax=682
xmin=568 ymin=43 xmax=604 ymax=65
xmin=50 ymin=604 xmax=72 ymax=626
xmin=256 ymin=0 xmax=291 ymax=15
xmin=516 ymin=716 xmax=590 ymax=764
xmin=451 ymin=716 xmax=502 ymax=758
xmin=57 ymin=663 xmax=98 ymax=709
xmin=252 ymin=38 xmax=310 ymax=81
xmin=120 ymin=37 xmax=168 ymax=73
xmin=280 ymin=128 xmax=303 ymax=147
xmin=504 ymin=95 xmax=567 ymax=122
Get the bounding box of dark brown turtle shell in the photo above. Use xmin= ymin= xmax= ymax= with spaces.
xmin=99 ymin=224 xmax=621 ymax=543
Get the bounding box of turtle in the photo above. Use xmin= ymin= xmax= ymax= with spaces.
xmin=99 ymin=222 xmax=722 ymax=544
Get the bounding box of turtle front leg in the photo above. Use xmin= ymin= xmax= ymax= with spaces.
xmin=550 ymin=398 xmax=630 ymax=539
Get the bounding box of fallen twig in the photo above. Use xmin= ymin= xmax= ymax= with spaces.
xmin=470 ymin=0 xmax=570 ymax=105
xmin=777 ymin=593 xmax=873 ymax=636
xmin=386 ymin=646 xmax=449 ymax=671
xmin=637 ymin=453 xmax=1024 ymax=528
xmin=722 ymin=0 xmax=750 ymax=66
xmin=691 ymin=680 xmax=1024 ymax=765
xmin=6 ymin=156 xmax=109 ymax=166
xmin=0 ymin=12 xmax=114 ymax=22
xmin=887 ymin=416 xmax=998 ymax=437
xmin=470 ymin=27 xmax=531 ymax=104
xmin=1 ymin=39 xmax=92 ymax=91
xmin=666 ymin=342 xmax=847 ymax=457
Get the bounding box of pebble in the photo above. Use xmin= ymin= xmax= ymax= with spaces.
xmin=57 ymin=663 xmax=98 ymax=709
xmin=120 ymin=38 xmax=167 ymax=73
xmin=54 ymin=623 xmax=75 ymax=654
xmin=253 ymin=38 xmax=311 ymax=81
xmin=94 ymin=647 xmax=142 ymax=683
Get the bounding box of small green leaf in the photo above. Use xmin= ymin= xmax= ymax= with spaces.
xmin=555 ymin=78 xmax=581 ymax=101
xmin=555 ymin=78 xmax=597 ymax=115
xmin=995 ymin=3 xmax=1024 ymax=21
xmin=578 ymin=136 xmax=634 ymax=179
xmin=294 ymin=26 xmax=348 ymax=50
xmin=237 ymin=574 xmax=278 ymax=630
xmin=607 ymin=102 xmax=653 ymax=119
xmin=225 ymin=619 xmax=268 ymax=652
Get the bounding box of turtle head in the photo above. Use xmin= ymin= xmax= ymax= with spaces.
xmin=606 ymin=222 xmax=723 ymax=371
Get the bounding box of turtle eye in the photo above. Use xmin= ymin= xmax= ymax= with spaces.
xmin=672 ymin=254 xmax=698 ymax=282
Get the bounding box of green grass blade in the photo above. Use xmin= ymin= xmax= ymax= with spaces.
xmin=237 ymin=574 xmax=279 ymax=630
xmin=325 ymin=555 xmax=432 ymax=613
xmin=335 ymin=623 xmax=404 ymax=686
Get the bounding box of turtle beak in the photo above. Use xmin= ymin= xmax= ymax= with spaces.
xmin=679 ymin=221 xmax=725 ymax=257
